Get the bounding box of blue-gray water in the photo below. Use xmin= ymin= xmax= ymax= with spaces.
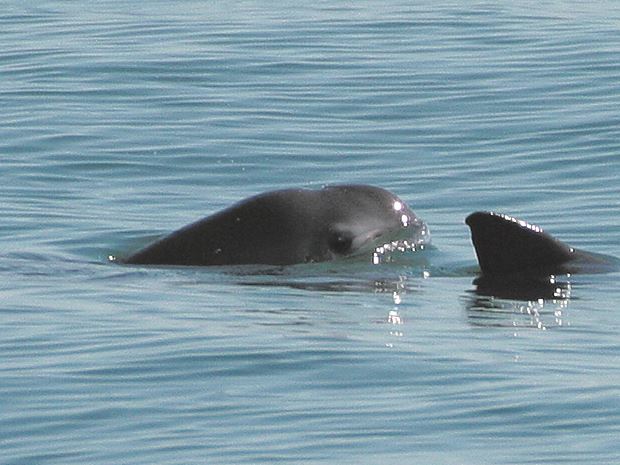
xmin=2 ymin=1 xmax=620 ymax=464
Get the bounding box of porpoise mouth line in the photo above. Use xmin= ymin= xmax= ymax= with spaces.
xmin=349 ymin=223 xmax=430 ymax=258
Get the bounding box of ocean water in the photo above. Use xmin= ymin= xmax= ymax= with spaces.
xmin=2 ymin=1 xmax=620 ymax=464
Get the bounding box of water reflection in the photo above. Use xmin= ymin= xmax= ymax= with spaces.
xmin=236 ymin=268 xmax=415 ymax=345
xmin=464 ymin=276 xmax=572 ymax=329
xmin=230 ymin=261 xmax=576 ymax=331
xmin=384 ymin=289 xmax=406 ymax=346
xmin=239 ymin=274 xmax=415 ymax=294
xmin=472 ymin=275 xmax=571 ymax=301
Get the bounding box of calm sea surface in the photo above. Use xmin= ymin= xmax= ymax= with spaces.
xmin=2 ymin=1 xmax=620 ymax=464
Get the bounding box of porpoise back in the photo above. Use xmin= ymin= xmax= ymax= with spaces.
xmin=122 ymin=185 xmax=429 ymax=267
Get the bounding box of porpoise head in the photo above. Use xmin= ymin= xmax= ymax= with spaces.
xmin=307 ymin=185 xmax=430 ymax=263
xmin=123 ymin=185 xmax=429 ymax=267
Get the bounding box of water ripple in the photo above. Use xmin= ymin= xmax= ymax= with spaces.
xmin=1 ymin=2 xmax=620 ymax=464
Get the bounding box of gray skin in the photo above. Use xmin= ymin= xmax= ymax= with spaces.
xmin=122 ymin=185 xmax=429 ymax=267
xmin=466 ymin=211 xmax=618 ymax=277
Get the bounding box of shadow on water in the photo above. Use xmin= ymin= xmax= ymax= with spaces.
xmin=222 ymin=247 xmax=434 ymax=294
xmin=236 ymin=273 xmax=580 ymax=332
xmin=107 ymin=245 xmax=593 ymax=330
xmin=463 ymin=276 xmax=573 ymax=329
xmin=229 ymin=258 xmax=580 ymax=330
xmin=233 ymin=266 xmax=423 ymax=297
xmin=238 ymin=276 xmax=415 ymax=294
xmin=471 ymin=275 xmax=572 ymax=301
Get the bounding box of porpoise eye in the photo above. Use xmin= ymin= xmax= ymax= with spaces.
xmin=328 ymin=231 xmax=354 ymax=255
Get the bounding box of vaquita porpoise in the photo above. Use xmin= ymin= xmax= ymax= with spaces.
xmin=122 ymin=184 xmax=618 ymax=277
xmin=122 ymin=185 xmax=430 ymax=266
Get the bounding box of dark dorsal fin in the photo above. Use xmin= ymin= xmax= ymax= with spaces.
xmin=465 ymin=211 xmax=576 ymax=276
